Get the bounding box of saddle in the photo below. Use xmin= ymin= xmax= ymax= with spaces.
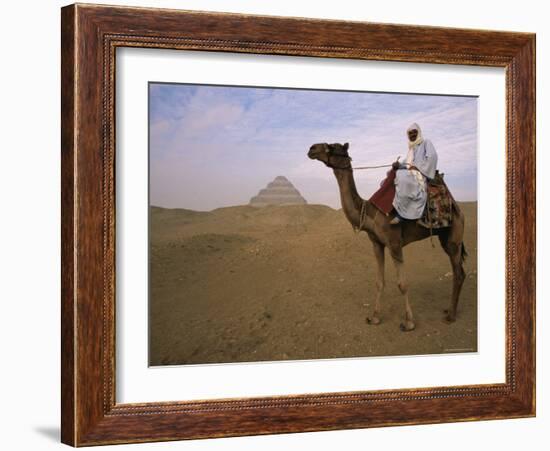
xmin=369 ymin=169 xmax=455 ymax=229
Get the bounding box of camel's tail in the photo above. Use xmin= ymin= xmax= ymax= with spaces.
xmin=460 ymin=242 xmax=468 ymax=265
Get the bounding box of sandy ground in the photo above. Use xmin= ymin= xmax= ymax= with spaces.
xmin=149 ymin=203 xmax=477 ymax=366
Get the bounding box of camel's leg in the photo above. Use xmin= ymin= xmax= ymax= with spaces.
xmin=390 ymin=250 xmax=415 ymax=332
xmin=439 ymin=220 xmax=467 ymax=323
xmin=439 ymin=238 xmax=466 ymax=323
xmin=367 ymin=241 xmax=385 ymax=325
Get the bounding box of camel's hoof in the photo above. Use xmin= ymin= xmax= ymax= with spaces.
xmin=366 ymin=316 xmax=381 ymax=325
xmin=400 ymin=321 xmax=416 ymax=332
xmin=443 ymin=309 xmax=457 ymax=323
xmin=443 ymin=314 xmax=456 ymax=324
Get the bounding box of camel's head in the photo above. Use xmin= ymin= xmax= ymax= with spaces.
xmin=308 ymin=142 xmax=351 ymax=169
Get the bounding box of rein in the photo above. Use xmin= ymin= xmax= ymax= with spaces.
xmin=325 ymin=155 xmax=400 ymax=171
xmin=353 ymin=163 xmax=394 ymax=170
xmin=325 ymin=162 xmax=395 ymax=171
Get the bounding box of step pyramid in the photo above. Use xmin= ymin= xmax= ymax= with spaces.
xmin=249 ymin=176 xmax=307 ymax=207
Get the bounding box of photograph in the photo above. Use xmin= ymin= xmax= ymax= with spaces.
xmin=148 ymin=82 xmax=478 ymax=366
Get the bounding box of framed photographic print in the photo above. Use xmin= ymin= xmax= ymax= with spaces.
xmin=61 ymin=3 xmax=535 ymax=446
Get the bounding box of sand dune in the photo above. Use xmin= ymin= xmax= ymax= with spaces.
xmin=149 ymin=203 xmax=477 ymax=366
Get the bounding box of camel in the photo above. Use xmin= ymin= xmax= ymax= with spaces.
xmin=308 ymin=142 xmax=467 ymax=331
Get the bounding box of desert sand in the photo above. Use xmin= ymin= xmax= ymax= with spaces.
xmin=149 ymin=202 xmax=477 ymax=366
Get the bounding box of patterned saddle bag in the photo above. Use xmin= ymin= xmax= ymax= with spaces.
xmin=417 ymin=171 xmax=454 ymax=229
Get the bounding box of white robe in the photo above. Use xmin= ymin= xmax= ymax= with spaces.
xmin=392 ymin=139 xmax=438 ymax=220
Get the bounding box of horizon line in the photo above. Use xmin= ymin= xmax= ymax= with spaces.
xmin=150 ymin=200 xmax=479 ymax=213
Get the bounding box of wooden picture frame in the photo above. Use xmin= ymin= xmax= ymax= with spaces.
xmin=61 ymin=3 xmax=535 ymax=446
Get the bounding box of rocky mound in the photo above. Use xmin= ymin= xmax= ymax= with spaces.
xmin=249 ymin=176 xmax=307 ymax=207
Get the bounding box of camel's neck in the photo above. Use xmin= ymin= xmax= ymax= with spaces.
xmin=332 ymin=168 xmax=376 ymax=229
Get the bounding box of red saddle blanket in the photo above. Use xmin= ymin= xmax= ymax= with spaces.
xmin=369 ymin=169 xmax=396 ymax=215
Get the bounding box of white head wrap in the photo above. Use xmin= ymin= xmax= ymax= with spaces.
xmin=407 ymin=123 xmax=424 ymax=150
xmin=405 ymin=123 xmax=426 ymax=188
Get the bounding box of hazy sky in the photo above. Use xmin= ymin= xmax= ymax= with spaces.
xmin=149 ymin=83 xmax=477 ymax=210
